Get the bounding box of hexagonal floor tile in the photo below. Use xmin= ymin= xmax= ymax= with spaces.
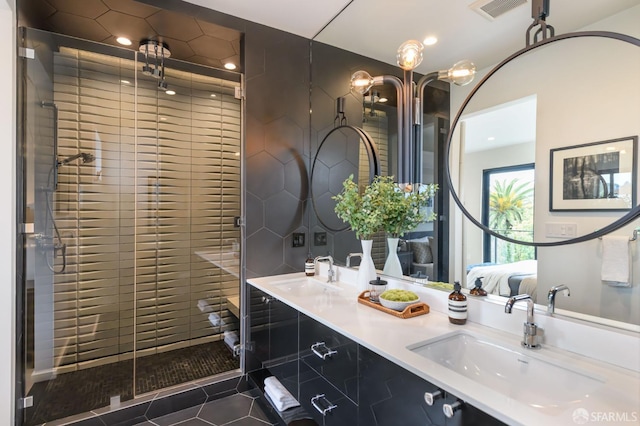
xmin=198 ymin=393 xmax=253 ymax=424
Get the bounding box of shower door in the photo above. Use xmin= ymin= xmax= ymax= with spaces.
xmin=21 ymin=29 xmax=138 ymax=425
xmin=20 ymin=28 xmax=242 ymax=425
xmin=132 ymin=53 xmax=243 ymax=394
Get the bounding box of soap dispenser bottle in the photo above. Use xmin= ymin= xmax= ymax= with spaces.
xmin=470 ymin=277 xmax=487 ymax=297
xmin=448 ymin=281 xmax=467 ymax=325
xmin=305 ymin=253 xmax=315 ymax=276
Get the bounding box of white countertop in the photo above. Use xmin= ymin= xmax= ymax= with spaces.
xmin=248 ymin=270 xmax=640 ymax=426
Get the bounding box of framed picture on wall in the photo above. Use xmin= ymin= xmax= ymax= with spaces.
xmin=550 ymin=136 xmax=638 ymax=211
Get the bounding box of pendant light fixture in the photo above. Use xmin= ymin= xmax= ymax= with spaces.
xmin=139 ymin=40 xmax=171 ymax=92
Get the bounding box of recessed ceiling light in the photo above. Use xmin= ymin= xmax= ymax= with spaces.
xmin=378 ymin=97 xmax=388 ymax=103
xmin=116 ymin=37 xmax=132 ymax=46
xmin=210 ymin=94 xmax=217 ymax=98
xmin=165 ymin=90 xmax=176 ymax=95
xmin=488 ymin=136 xmax=495 ymax=141
xmin=224 ymin=62 xmax=237 ymax=70
xmin=423 ymin=36 xmax=438 ymax=46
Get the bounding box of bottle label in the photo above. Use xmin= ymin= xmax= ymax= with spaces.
xmin=448 ymin=300 xmax=468 ymax=320
xmin=305 ymin=261 xmax=315 ymax=276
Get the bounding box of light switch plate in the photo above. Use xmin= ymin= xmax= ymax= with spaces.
xmin=545 ymin=222 xmax=578 ymax=238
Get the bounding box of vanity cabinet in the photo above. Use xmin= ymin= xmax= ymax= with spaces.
xmin=246 ymin=286 xmax=299 ymax=394
xmin=247 ymin=284 xmax=503 ymax=426
xmin=298 ymin=313 xmax=359 ymax=403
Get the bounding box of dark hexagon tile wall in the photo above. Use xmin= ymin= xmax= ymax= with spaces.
xmin=265 ymin=191 xmax=303 ymax=238
xmin=244 ymin=22 xmax=310 ymax=278
xmin=246 ymin=152 xmax=285 ymax=199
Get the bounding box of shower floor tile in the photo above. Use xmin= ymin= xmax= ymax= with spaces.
xmin=25 ymin=340 xmax=239 ymax=426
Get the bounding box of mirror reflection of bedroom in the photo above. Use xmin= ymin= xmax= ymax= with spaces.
xmin=460 ymin=96 xmax=539 ymax=301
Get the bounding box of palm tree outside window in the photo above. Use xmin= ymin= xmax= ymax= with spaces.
xmin=482 ymin=164 xmax=535 ymax=263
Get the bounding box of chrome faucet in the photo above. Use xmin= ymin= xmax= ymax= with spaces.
xmin=314 ymin=255 xmax=335 ymax=283
xmin=346 ymin=253 xmax=362 ymax=268
xmin=547 ymin=285 xmax=570 ymax=315
xmin=505 ymin=294 xmax=542 ymax=349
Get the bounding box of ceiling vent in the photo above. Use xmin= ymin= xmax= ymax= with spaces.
xmin=470 ymin=0 xmax=528 ymax=21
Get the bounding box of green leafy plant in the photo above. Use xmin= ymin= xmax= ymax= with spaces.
xmin=332 ymin=175 xmax=383 ymax=240
xmin=489 ymin=178 xmax=533 ymax=231
xmin=333 ymin=175 xmax=438 ymax=239
xmin=376 ymin=178 xmax=438 ymax=237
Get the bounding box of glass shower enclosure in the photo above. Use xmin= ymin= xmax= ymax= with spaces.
xmin=20 ymin=28 xmax=242 ymax=425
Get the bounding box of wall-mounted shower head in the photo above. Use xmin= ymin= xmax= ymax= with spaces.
xmin=58 ymin=152 xmax=95 ymax=167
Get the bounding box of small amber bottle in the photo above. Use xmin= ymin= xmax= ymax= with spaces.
xmin=469 ymin=277 xmax=487 ymax=297
xmin=448 ymin=281 xmax=467 ymax=325
xmin=305 ymin=254 xmax=315 ymax=276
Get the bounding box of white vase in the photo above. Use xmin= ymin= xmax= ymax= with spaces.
xmin=357 ymin=239 xmax=377 ymax=293
xmin=383 ymin=237 xmax=403 ymax=278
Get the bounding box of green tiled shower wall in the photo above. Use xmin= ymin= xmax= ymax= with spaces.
xmin=49 ymin=47 xmax=241 ymax=372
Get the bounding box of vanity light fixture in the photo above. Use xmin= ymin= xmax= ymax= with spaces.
xmin=350 ymin=40 xmax=476 ymax=185
xmin=396 ymin=39 xmax=424 ymax=70
xmin=116 ymin=36 xmax=132 ymax=46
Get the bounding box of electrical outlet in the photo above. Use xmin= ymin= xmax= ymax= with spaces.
xmin=314 ymin=232 xmax=327 ymax=246
xmin=292 ymin=232 xmax=305 ymax=247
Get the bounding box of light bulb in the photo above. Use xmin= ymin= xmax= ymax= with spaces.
xmin=350 ymin=70 xmax=374 ymax=95
xmin=116 ymin=37 xmax=132 ymax=46
xmin=396 ymin=40 xmax=424 ymax=71
xmin=448 ymin=60 xmax=476 ymax=86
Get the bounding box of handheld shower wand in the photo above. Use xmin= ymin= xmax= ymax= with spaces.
xmin=58 ymin=152 xmax=95 ymax=167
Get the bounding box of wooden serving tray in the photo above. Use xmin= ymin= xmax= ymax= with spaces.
xmin=357 ymin=291 xmax=429 ymax=319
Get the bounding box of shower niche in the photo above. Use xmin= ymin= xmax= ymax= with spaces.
xmin=21 ymin=28 xmax=242 ymax=425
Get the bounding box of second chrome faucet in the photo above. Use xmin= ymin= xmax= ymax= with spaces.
xmin=314 ymin=255 xmax=335 ymax=283
xmin=505 ymin=294 xmax=542 ymax=349
xmin=547 ymin=285 xmax=570 ymax=314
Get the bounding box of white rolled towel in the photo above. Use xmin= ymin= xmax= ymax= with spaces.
xmin=208 ymin=313 xmax=223 ymax=327
xmin=264 ymin=376 xmax=300 ymax=411
xmin=224 ymin=330 xmax=239 ymax=350
xmin=197 ymin=299 xmax=213 ymax=313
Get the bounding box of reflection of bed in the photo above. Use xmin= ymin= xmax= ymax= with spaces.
xmin=466 ymin=260 xmax=537 ymax=300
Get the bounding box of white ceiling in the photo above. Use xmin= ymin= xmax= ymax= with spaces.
xmin=462 ymin=95 xmax=537 ymax=153
xmin=183 ymin=0 xmax=639 ymax=72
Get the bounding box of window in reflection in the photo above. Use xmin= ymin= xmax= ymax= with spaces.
xmin=482 ymin=164 xmax=535 ymax=263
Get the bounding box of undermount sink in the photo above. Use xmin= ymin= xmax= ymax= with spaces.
xmin=407 ymin=331 xmax=604 ymax=415
xmin=269 ymin=277 xmax=343 ymax=295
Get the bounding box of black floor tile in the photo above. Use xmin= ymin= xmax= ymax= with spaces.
xmin=171 ymin=419 xmax=211 ymax=426
xmin=198 ymin=394 xmax=253 ymax=424
xmin=151 ymin=405 xmax=203 ymax=426
xmin=226 ymin=417 xmax=273 ymax=426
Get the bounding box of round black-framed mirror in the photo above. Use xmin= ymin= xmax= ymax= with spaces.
xmin=445 ymin=31 xmax=640 ymax=247
xmin=310 ymin=124 xmax=381 ymax=232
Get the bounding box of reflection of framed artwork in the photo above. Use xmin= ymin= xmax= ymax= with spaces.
xmin=550 ymin=136 xmax=638 ymax=211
